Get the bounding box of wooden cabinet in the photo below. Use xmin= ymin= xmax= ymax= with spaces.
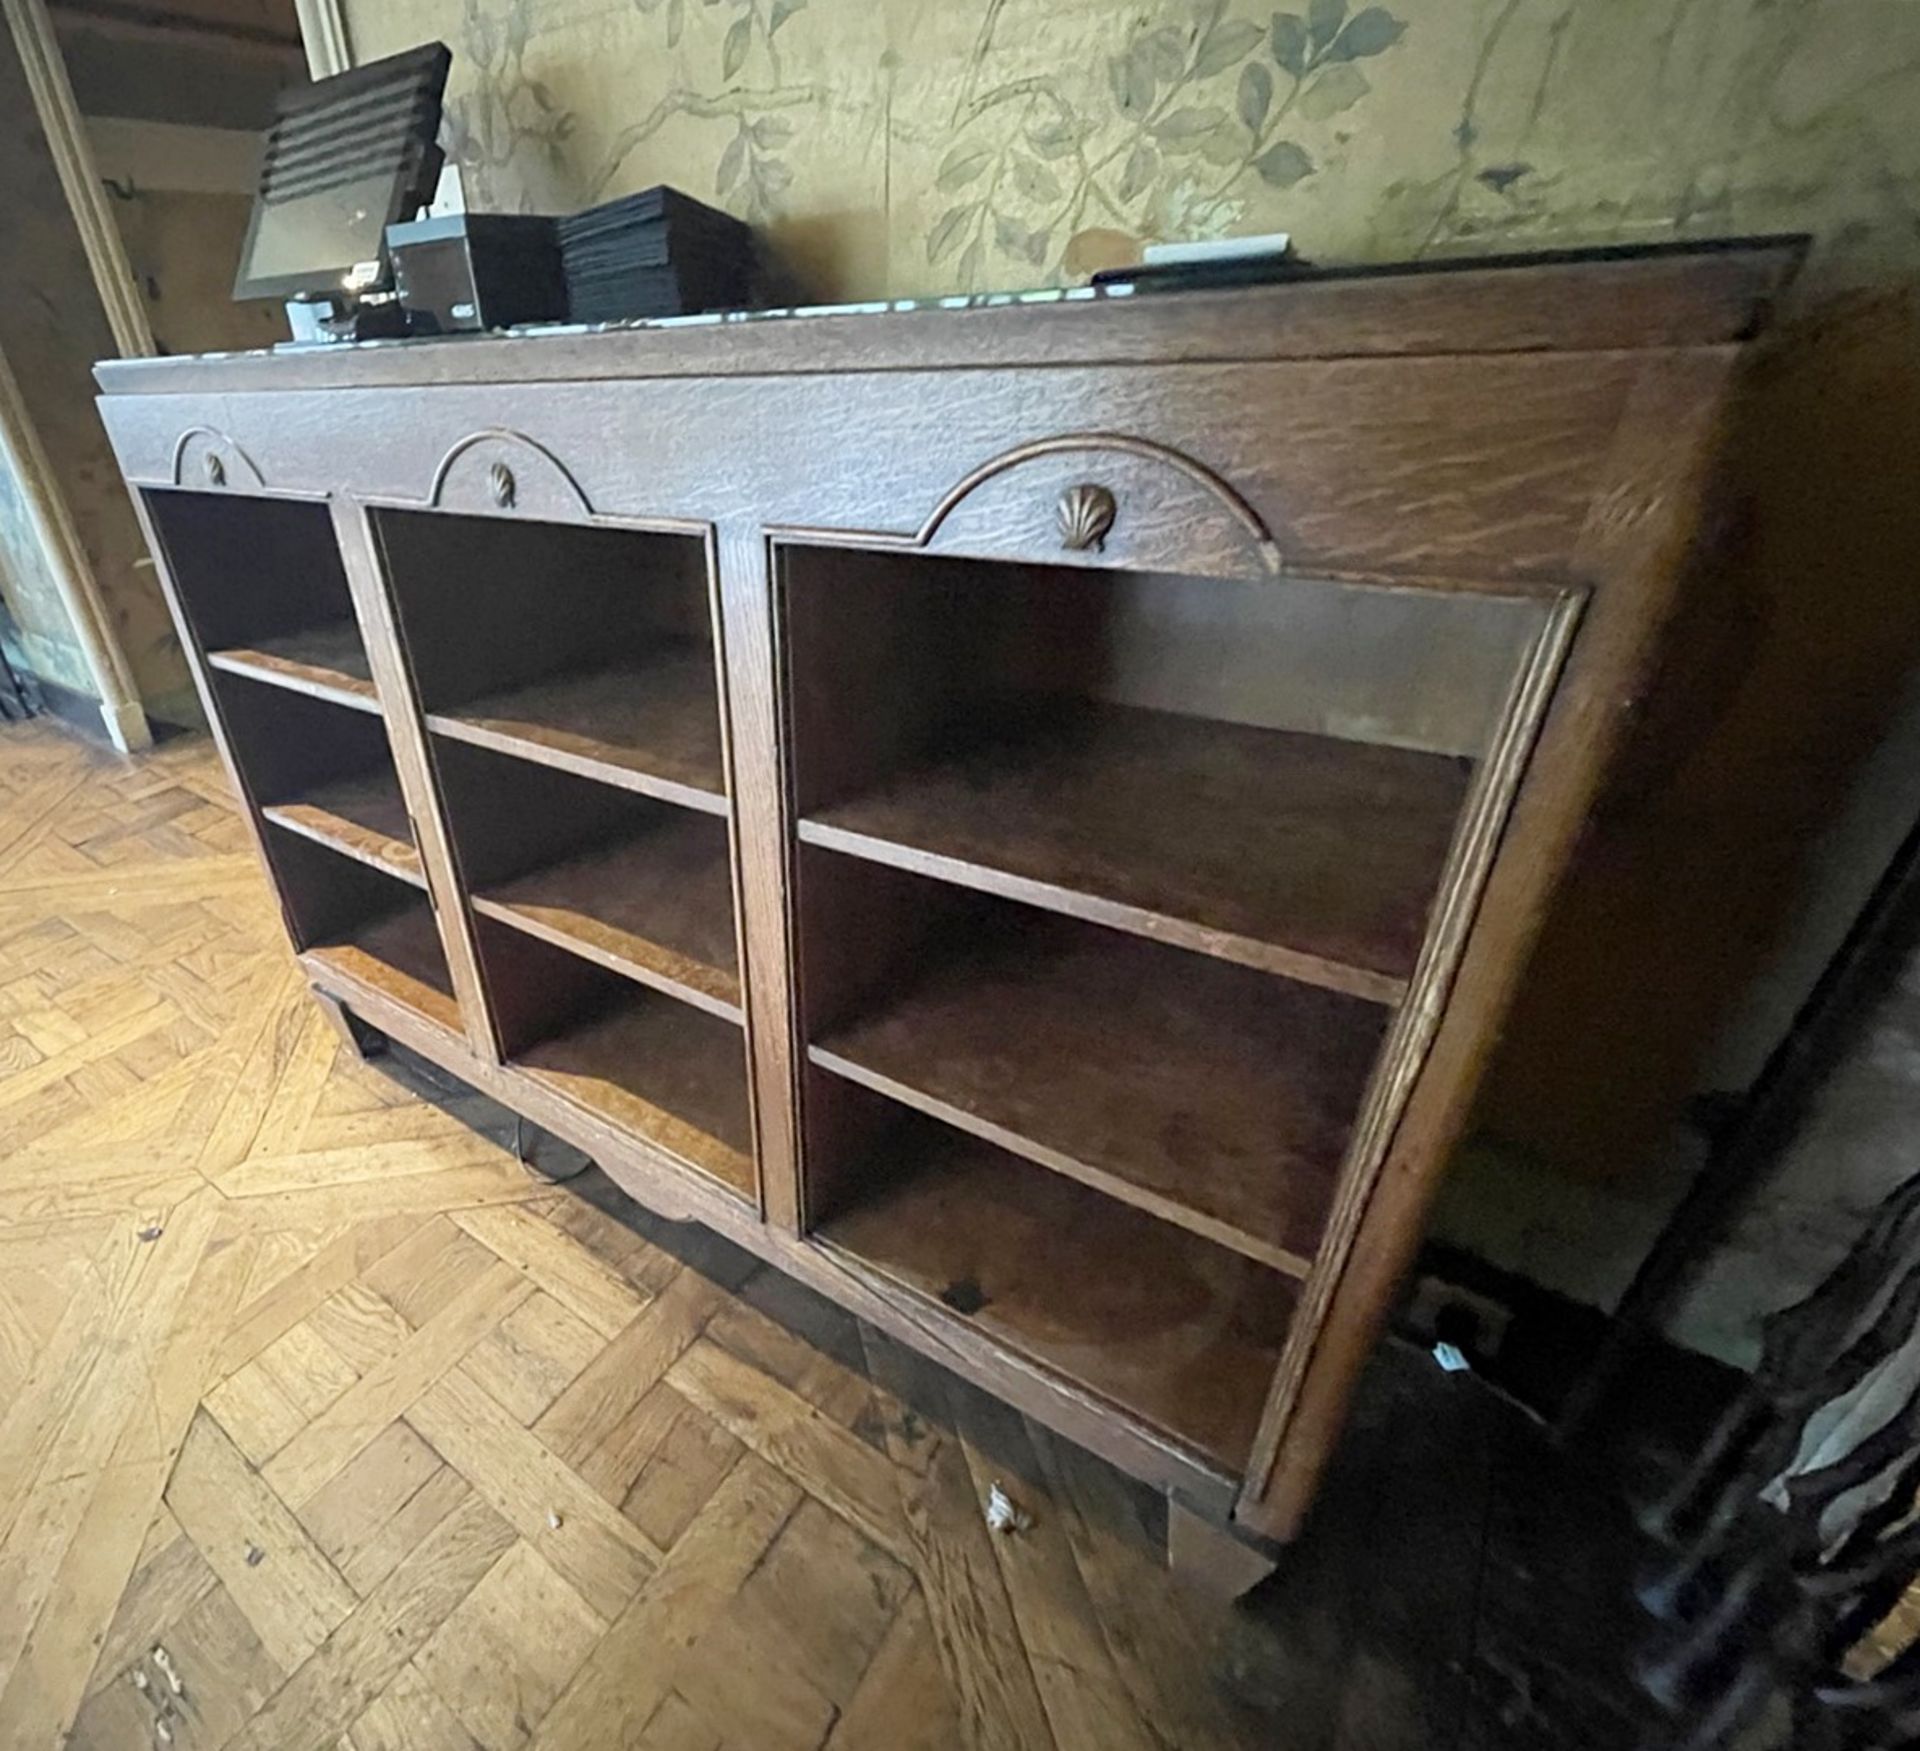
xmin=96 ymin=241 xmax=1797 ymax=1565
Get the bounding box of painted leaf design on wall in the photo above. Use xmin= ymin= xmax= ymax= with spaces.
xmin=1239 ymin=61 xmax=1273 ymax=132
xmin=1120 ymin=143 xmax=1159 ymax=200
xmin=1010 ymin=156 xmax=1064 ymax=203
xmin=1328 ymin=6 xmax=1404 ymax=59
xmin=1255 ymin=140 xmax=1314 ymax=185
xmin=444 ymin=0 xmax=581 ymax=203
xmin=995 ymin=213 xmax=1051 ymax=265
xmin=1272 ymin=12 xmax=1309 ymax=76
xmin=1028 ymin=121 xmax=1082 ymax=160
xmin=938 ymin=146 xmax=994 ymax=191
xmin=1301 ymin=62 xmax=1369 ymax=118
xmin=914 ymin=0 xmax=1408 ymax=288
xmin=1137 ymin=25 xmax=1188 ymax=78
xmin=1308 ymin=0 xmax=1346 ymax=54
xmin=927 ymin=204 xmax=974 ymax=263
xmin=446 ymin=0 xmax=1413 ymax=296
xmin=1110 ymin=49 xmax=1156 ymax=114
xmin=722 ymin=14 xmax=751 ymax=78
xmin=1157 ymin=106 xmax=1230 ymax=144
xmin=372 ymin=0 xmax=1904 ymax=315
xmin=1194 ymin=19 xmax=1263 ymax=78
xmin=579 ymin=0 xmax=818 ymax=220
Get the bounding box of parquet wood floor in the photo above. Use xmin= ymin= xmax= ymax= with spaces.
xmin=0 ymin=721 xmax=1299 ymax=1751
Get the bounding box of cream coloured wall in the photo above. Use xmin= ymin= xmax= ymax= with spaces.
xmin=339 ymin=0 xmax=1918 ymax=300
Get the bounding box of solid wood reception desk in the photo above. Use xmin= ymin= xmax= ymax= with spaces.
xmin=95 ymin=239 xmax=1797 ymax=1575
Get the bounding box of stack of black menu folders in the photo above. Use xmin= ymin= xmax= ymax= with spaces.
xmin=558 ymin=186 xmax=756 ymax=323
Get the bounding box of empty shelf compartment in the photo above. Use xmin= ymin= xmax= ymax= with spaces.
xmin=212 ymin=671 xmax=421 ymax=884
xmin=375 ymin=508 xmax=724 ymax=806
xmin=435 ymin=738 xmax=739 ymax=1016
xmin=145 ymin=489 xmax=374 ymax=707
xmin=308 ymin=906 xmax=460 ymax=1034
xmin=430 ymin=646 xmax=725 ymax=809
xmin=803 ymin=698 xmax=1469 ymax=1001
xmin=802 ymin=850 xmax=1385 ymax=1274
xmin=264 ymin=824 xmax=459 ymax=1033
xmin=809 ymin=1079 xmax=1297 ymax=1474
xmin=782 ymin=545 xmax=1559 ymax=1000
xmin=477 ymin=920 xmax=753 ymax=1200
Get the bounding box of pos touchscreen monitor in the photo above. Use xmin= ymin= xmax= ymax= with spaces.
xmin=233 ymin=42 xmax=451 ymax=303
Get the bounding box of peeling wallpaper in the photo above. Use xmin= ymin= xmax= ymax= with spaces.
xmin=345 ymin=0 xmax=1920 ymax=299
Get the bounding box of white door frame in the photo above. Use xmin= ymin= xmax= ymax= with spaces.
xmin=293 ymin=0 xmax=353 ymax=77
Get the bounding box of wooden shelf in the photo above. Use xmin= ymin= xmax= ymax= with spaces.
xmin=308 ymin=905 xmax=460 ymax=1034
xmin=471 ymin=815 xmax=740 ymax=1022
xmin=816 ymin=1118 xmax=1297 ymax=1474
xmin=803 ymin=700 xmax=1470 ymax=1004
xmin=427 ymin=645 xmax=726 ymax=813
xmin=207 ymin=621 xmax=378 ymax=712
xmin=811 ymin=905 xmax=1385 ymax=1274
xmin=262 ymin=768 xmax=422 ymax=887
xmin=515 ymin=989 xmax=753 ymax=1202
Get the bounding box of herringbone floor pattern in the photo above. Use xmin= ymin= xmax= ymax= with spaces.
xmin=0 ymin=721 xmax=1284 ymax=1751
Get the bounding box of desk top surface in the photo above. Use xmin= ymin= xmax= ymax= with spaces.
xmin=96 ymin=236 xmax=1803 ymax=400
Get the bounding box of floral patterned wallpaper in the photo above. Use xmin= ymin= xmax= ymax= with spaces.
xmin=344 ymin=0 xmax=1920 ymax=301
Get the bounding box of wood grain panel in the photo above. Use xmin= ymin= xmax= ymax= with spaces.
xmin=101 ymin=354 xmax=1646 ymax=584
xmin=1236 ymin=354 xmax=1740 ymax=1539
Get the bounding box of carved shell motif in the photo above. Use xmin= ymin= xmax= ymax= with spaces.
xmin=202 ymin=452 xmax=227 ymax=487
xmin=1056 ymin=483 xmax=1116 ymax=552
xmin=488 ymin=460 xmax=516 ymax=509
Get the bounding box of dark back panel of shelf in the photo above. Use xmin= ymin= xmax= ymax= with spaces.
xmin=210 ymin=666 xmax=397 ymax=805
xmin=433 ymin=733 xmax=649 ymax=890
xmin=372 ymin=508 xmax=712 ymax=713
xmin=794 ymin=843 xmax=987 ymax=1041
xmin=800 ymin=1060 xmax=903 ymax=1226
xmin=144 ymin=489 xmax=355 ymax=652
xmin=471 ymin=911 xmax=613 ymax=1061
xmin=262 ymin=818 xmax=415 ymax=950
xmin=782 ymin=547 xmax=1547 ymax=822
xmin=782 ymin=546 xmax=991 ymax=815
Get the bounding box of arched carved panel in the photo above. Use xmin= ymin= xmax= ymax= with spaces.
xmin=917 ymin=434 xmax=1284 ymax=580
xmin=427 ymin=429 xmax=594 ymax=521
xmin=170 ymin=427 xmax=266 ymax=492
